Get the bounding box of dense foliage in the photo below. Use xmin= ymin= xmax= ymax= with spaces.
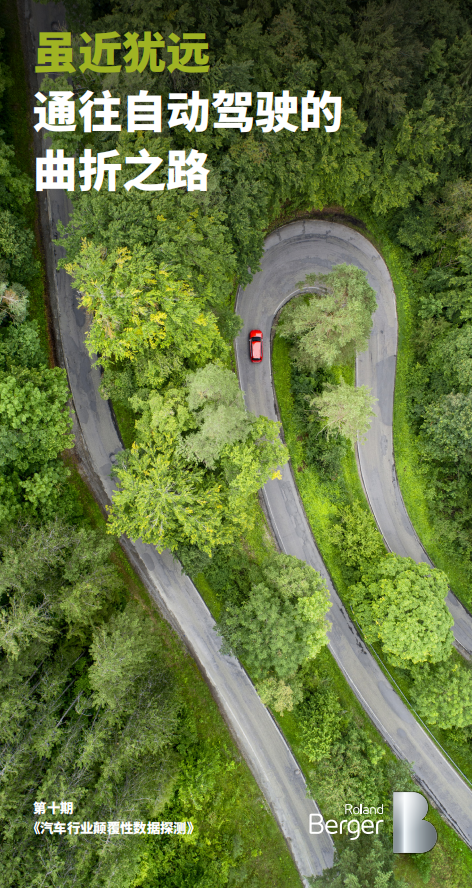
xmin=106 ymin=363 xmax=287 ymax=552
xmin=218 ymin=552 xmax=331 ymax=712
xmin=350 ymin=555 xmax=454 ymax=667
xmin=0 ymin=362 xmax=73 ymax=522
xmin=410 ymin=660 xmax=472 ymax=730
xmin=66 ymin=213 xmax=288 ymax=556
xmin=296 ymin=652 xmax=413 ymax=820
xmin=183 ymin=545 xmax=413 ymax=817
xmin=279 ymin=266 xmax=377 ymax=371
xmin=388 ymin=204 xmax=472 ymax=571
xmin=0 ymin=14 xmax=302 ymax=888
xmin=331 ymin=518 xmax=472 ymax=734
xmin=272 ymin=336 xmax=472 ymax=886
xmin=0 ymin=43 xmax=38 ymax=286
xmin=0 ymin=521 xmax=181 ymax=888
xmin=331 ymin=502 xmax=385 ymax=576
xmin=49 ymin=0 xmax=472 ymax=556
xmin=311 ymin=833 xmax=406 ymax=888
xmin=30 ymin=0 xmax=472 ymax=882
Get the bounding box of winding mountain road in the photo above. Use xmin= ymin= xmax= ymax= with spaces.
xmin=23 ymin=0 xmax=472 ymax=875
xmin=355 ymin=239 xmax=472 ymax=656
xmin=235 ymin=220 xmax=472 ymax=847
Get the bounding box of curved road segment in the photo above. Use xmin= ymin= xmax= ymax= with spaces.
xmin=235 ymin=221 xmax=472 ymax=847
xmin=24 ymin=0 xmax=472 ymax=870
xmin=355 ymin=237 xmax=472 ymax=656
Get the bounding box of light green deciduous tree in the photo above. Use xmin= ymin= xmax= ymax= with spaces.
xmin=218 ymin=554 xmax=331 ymax=695
xmin=311 ymin=377 xmax=377 ymax=445
xmin=278 ymin=264 xmax=377 ymax=372
xmin=350 ymin=555 xmax=454 ymax=667
xmin=181 ymin=363 xmax=253 ymax=468
xmin=66 ymin=240 xmax=225 ymax=377
xmin=411 ymin=660 xmax=472 ymax=729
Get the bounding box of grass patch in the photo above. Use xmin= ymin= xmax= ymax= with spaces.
xmin=273 ymin=332 xmax=370 ymax=603
xmin=111 ymin=398 xmax=138 ymax=449
xmin=194 ymin=571 xmax=223 ymax=621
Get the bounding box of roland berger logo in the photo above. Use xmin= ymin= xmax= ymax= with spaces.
xmin=309 ymin=791 xmax=438 ymax=853
xmin=309 ymin=803 xmax=384 ymax=841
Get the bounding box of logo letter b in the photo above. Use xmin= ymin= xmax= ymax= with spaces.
xmin=309 ymin=813 xmax=324 ymax=834
xmin=393 ymin=791 xmax=437 ymax=854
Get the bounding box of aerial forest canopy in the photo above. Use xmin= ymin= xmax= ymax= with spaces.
xmin=0 ymin=8 xmax=302 ymax=886
xmin=41 ymin=0 xmax=472 ymax=556
xmin=2 ymin=1 xmax=472 ymax=886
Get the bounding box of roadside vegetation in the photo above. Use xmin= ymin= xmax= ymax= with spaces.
xmin=368 ymin=219 xmax=472 ymax=611
xmin=186 ymin=527 xmax=414 ymax=884
xmin=0 ymin=6 xmax=303 ymax=887
xmin=272 ymin=308 xmax=472 ymax=888
xmin=383 ymin=187 xmax=472 ymax=613
xmin=16 ymin=0 xmax=472 ymax=885
xmin=44 ymin=0 xmax=472 ymax=580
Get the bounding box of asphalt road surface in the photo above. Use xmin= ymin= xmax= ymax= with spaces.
xmin=235 ymin=220 xmax=472 ymax=847
xmin=354 ymin=234 xmax=472 ymax=656
xmin=23 ymin=0 xmax=472 ymax=866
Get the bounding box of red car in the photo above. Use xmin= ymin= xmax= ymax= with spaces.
xmin=249 ymin=329 xmax=263 ymax=362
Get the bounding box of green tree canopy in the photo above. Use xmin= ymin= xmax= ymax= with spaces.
xmin=278 ymin=264 xmax=377 ymax=372
xmin=350 ymin=555 xmax=454 ymax=667
xmin=66 ymin=240 xmax=226 ymax=379
xmin=218 ymin=554 xmax=331 ymax=695
xmin=107 ymin=445 xmax=233 ymax=554
xmin=0 ymin=367 xmax=74 ymax=520
xmin=56 ymin=140 xmax=239 ymax=302
xmin=411 ymin=659 xmax=472 ymax=729
xmin=0 ymin=140 xmax=38 ymax=285
xmin=108 ymin=410 xmax=287 ymax=554
xmin=0 ymin=521 xmax=119 ymax=658
xmin=311 ymin=377 xmax=377 ymax=445
xmin=311 ymin=833 xmax=405 ymax=888
xmin=299 ymin=683 xmax=407 ymax=819
xmin=108 ymin=376 xmax=287 ymax=554
xmin=181 ymin=363 xmax=253 ymax=468
xmin=428 ymin=324 xmax=472 ymax=392
xmin=331 ymin=501 xmax=386 ymax=573
xmin=421 ymin=391 xmax=472 ymax=464
xmin=0 ymin=321 xmax=45 ymax=372
xmin=0 ymin=520 xmax=179 ymax=888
